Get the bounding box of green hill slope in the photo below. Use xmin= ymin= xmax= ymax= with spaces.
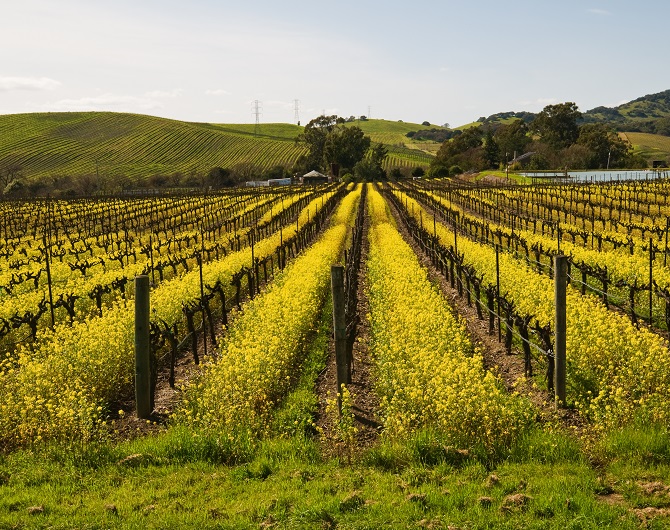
xmin=352 ymin=118 xmax=435 ymax=143
xmin=0 ymin=113 xmax=433 ymax=184
xmin=585 ymin=89 xmax=670 ymax=123
xmin=620 ymin=131 xmax=670 ymax=161
xmin=0 ymin=112 xmax=308 ymax=182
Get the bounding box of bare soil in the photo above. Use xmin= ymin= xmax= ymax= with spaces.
xmin=315 ymin=202 xmax=382 ymax=450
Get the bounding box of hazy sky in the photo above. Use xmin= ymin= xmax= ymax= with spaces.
xmin=2 ymin=0 xmax=669 ymax=127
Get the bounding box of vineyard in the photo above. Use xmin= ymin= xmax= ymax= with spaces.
xmin=1 ymin=177 xmax=670 ymax=528
xmin=621 ymin=131 xmax=670 ymax=161
xmin=0 ymin=113 xmax=435 ymax=185
xmin=0 ymin=112 xmax=310 ymax=182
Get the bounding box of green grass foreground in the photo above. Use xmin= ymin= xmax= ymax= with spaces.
xmin=2 ymin=426 xmax=669 ymax=529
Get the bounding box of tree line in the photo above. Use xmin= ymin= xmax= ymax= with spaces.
xmin=429 ymin=102 xmax=649 ymax=176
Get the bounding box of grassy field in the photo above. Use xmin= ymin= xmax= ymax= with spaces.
xmin=350 ymin=119 xmax=442 ymax=147
xmin=621 ymin=131 xmax=670 ymax=162
xmin=0 ymin=113 xmax=434 ymax=184
xmin=3 ymin=427 xmax=667 ymax=529
xmin=211 ymin=122 xmax=304 ymax=141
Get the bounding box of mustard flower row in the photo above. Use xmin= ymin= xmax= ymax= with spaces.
xmin=396 ymin=190 xmax=670 ymax=430
xmin=175 ymin=187 xmax=361 ymax=437
xmin=0 ymin=189 xmax=342 ymax=448
xmin=366 ymin=187 xmax=532 ymax=449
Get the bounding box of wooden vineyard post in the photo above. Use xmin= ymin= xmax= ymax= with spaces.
xmin=331 ymin=265 xmax=348 ymax=415
xmin=496 ymin=245 xmax=501 ymax=342
xmin=650 ymin=237 xmax=654 ymax=326
xmin=664 ymin=217 xmax=669 ymax=267
xmin=554 ymin=255 xmax=567 ymax=408
xmin=135 ymin=275 xmax=152 ymax=419
xmin=44 ymin=197 xmax=55 ymax=328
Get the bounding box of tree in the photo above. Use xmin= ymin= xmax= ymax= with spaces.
xmin=389 ymin=167 xmax=405 ymax=180
xmin=429 ymin=166 xmax=450 ymax=177
xmin=494 ymin=119 xmax=531 ymax=161
xmin=576 ymin=123 xmax=632 ymax=169
xmin=295 ymin=115 xmax=370 ymax=174
xmin=295 ymin=115 xmax=339 ymax=172
xmin=263 ymin=165 xmax=290 ymax=180
xmin=231 ymin=162 xmax=260 ymax=183
xmin=354 ymin=143 xmax=388 ymax=182
xmin=206 ymin=167 xmax=235 ymax=188
xmin=531 ymin=102 xmax=582 ymax=149
xmin=323 ymin=126 xmax=371 ymax=173
xmin=483 ymin=129 xmax=500 ymax=168
xmin=0 ymin=161 xmax=23 ymax=189
xmin=432 ymin=126 xmax=484 ymax=172
xmin=527 ymin=152 xmax=550 ymax=170
xmin=3 ymin=178 xmax=25 ymax=197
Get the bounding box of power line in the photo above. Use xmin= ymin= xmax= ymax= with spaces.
xmin=294 ymin=99 xmax=300 ymax=125
xmin=252 ymin=100 xmax=262 ymax=136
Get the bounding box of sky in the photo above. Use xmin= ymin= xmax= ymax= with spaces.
xmin=2 ymin=0 xmax=670 ymax=127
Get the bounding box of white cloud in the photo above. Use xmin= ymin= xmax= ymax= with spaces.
xmin=205 ymin=89 xmax=231 ymax=96
xmin=0 ymin=76 xmax=61 ymax=91
xmin=519 ymin=97 xmax=557 ymax=107
xmin=46 ymin=93 xmax=164 ymax=112
xmin=588 ymin=8 xmax=611 ymax=15
xmin=145 ymin=89 xmax=183 ymax=98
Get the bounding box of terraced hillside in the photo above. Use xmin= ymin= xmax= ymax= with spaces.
xmin=620 ymin=131 xmax=670 ymax=162
xmin=0 ymin=113 xmax=435 ymax=184
xmin=0 ymin=113 xmax=308 ymax=183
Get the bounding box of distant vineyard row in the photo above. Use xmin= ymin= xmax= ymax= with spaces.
xmin=0 ymin=112 xmax=434 ymax=183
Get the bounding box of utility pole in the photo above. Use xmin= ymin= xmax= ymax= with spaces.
xmin=294 ymin=99 xmax=300 ymax=125
xmin=252 ymin=100 xmax=262 ymax=136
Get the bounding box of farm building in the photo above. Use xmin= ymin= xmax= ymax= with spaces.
xmin=245 ymin=180 xmax=270 ymax=187
xmin=268 ymin=178 xmax=292 ymax=186
xmin=301 ymin=170 xmax=330 ymax=185
xmin=246 ymin=178 xmax=292 ymax=187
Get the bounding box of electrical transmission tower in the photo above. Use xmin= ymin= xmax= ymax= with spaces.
xmin=252 ymin=100 xmax=262 ymax=136
xmin=294 ymin=99 xmax=300 ymax=125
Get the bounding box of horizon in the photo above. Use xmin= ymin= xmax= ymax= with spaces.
xmin=2 ymin=0 xmax=670 ymax=128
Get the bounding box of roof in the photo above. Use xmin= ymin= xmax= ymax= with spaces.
xmin=303 ymin=170 xmax=327 ymax=178
xmin=508 ymin=151 xmax=535 ymax=164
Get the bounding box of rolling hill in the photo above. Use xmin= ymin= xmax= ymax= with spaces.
xmin=0 ymin=113 xmax=436 ymax=185
xmin=584 ymin=89 xmax=670 ymax=124
xmin=619 ymin=131 xmax=670 ymax=162
xmin=0 ymin=113 xmax=308 ymax=182
xmin=3 ymin=88 xmax=670 ymax=189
